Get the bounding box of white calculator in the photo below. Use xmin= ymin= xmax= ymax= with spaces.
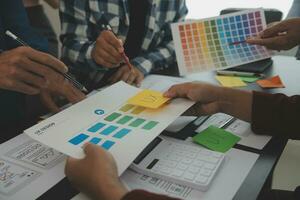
xmin=130 ymin=136 xmax=225 ymax=191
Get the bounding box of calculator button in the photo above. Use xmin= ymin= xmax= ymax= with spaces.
xmin=165 ymin=161 xmax=178 ymax=168
xmin=182 ymin=158 xmax=193 ymax=164
xmin=186 ymin=152 xmax=197 ymax=159
xmin=169 ymin=155 xmax=181 ymax=162
xmin=204 ymin=163 xmax=216 ymax=170
xmin=188 ymin=166 xmax=201 ymax=174
xmin=195 ymin=175 xmax=208 ymax=184
xmin=171 ymin=169 xmax=185 ymax=177
xmin=201 ymin=169 xmax=212 ymax=177
xmin=193 ymin=160 xmax=205 ymax=167
xmin=177 ymin=163 xmax=188 ymax=170
xmin=199 ymin=149 xmax=212 ymax=156
xmin=183 ymin=172 xmax=196 ymax=181
xmin=159 ymin=166 xmax=171 ymax=175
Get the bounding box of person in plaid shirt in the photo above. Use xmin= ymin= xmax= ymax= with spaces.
xmin=60 ymin=0 xmax=188 ymax=88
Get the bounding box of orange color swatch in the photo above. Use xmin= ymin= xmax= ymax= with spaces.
xmin=256 ymin=75 xmax=285 ymax=88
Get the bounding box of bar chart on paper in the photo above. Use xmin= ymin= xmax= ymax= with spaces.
xmin=171 ymin=9 xmax=272 ymax=75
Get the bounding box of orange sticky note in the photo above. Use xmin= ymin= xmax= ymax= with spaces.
xmin=256 ymin=75 xmax=285 ymax=88
xmin=127 ymin=89 xmax=170 ymax=109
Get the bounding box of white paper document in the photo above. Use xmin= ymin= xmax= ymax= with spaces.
xmin=0 ymin=134 xmax=66 ymax=200
xmin=121 ymin=148 xmax=259 ymax=200
xmin=25 ymin=81 xmax=194 ymax=175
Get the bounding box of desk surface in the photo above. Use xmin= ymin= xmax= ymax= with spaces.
xmin=38 ymin=55 xmax=300 ymax=200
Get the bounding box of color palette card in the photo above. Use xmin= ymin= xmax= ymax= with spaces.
xmin=24 ymin=81 xmax=194 ymax=175
xmin=215 ymin=75 xmax=247 ymax=87
xmin=171 ymin=9 xmax=272 ymax=75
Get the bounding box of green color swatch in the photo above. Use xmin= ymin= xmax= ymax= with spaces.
xmin=131 ymin=107 xmax=145 ymax=115
xmin=104 ymin=113 xmax=122 ymax=122
xmin=239 ymin=76 xmax=260 ymax=83
xmin=120 ymin=104 xmax=135 ymax=112
xmin=129 ymin=118 xmax=146 ymax=127
xmin=142 ymin=121 xmax=159 ymax=130
xmin=192 ymin=125 xmax=241 ymax=153
xmin=117 ymin=116 xmax=133 ymax=125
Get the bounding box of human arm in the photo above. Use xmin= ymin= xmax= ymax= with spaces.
xmin=246 ymin=18 xmax=300 ymax=50
xmin=65 ymin=143 xmax=180 ymax=200
xmin=165 ymin=82 xmax=300 ymax=139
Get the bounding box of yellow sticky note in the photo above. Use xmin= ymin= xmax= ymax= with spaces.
xmin=127 ymin=89 xmax=170 ymax=109
xmin=215 ymin=75 xmax=247 ymax=87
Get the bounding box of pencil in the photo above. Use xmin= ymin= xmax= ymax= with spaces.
xmin=5 ymin=30 xmax=88 ymax=93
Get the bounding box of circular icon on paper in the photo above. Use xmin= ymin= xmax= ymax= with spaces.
xmin=94 ymin=109 xmax=105 ymax=115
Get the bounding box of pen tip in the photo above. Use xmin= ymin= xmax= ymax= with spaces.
xmin=83 ymin=87 xmax=88 ymax=93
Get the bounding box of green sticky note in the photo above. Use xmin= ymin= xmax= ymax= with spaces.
xmin=239 ymin=76 xmax=260 ymax=83
xmin=192 ymin=125 xmax=241 ymax=153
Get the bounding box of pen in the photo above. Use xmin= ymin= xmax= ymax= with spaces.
xmin=97 ymin=16 xmax=133 ymax=71
xmin=229 ymin=40 xmax=246 ymax=46
xmin=216 ymin=70 xmax=265 ymax=78
xmin=5 ymin=30 xmax=88 ymax=93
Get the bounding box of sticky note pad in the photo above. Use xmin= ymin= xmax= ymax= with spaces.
xmin=257 ymin=75 xmax=285 ymax=88
xmin=192 ymin=125 xmax=241 ymax=153
xmin=127 ymin=89 xmax=170 ymax=109
xmin=215 ymin=76 xmax=247 ymax=87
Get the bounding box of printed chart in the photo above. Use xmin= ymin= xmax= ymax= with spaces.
xmin=171 ymin=9 xmax=272 ymax=75
xmin=25 ymin=82 xmax=194 ymax=175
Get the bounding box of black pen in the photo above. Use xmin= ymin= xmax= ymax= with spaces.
xmin=5 ymin=30 xmax=88 ymax=93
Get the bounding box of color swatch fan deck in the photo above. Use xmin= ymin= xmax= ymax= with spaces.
xmin=171 ymin=9 xmax=272 ymax=75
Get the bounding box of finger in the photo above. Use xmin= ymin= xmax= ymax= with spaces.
xmin=260 ymin=22 xmax=288 ymax=38
xmin=20 ymin=57 xmax=62 ymax=80
xmin=100 ymin=42 xmax=123 ymax=62
xmin=126 ymin=71 xmax=136 ymax=85
xmin=93 ymin=53 xmax=116 ymax=68
xmin=67 ymin=85 xmax=86 ymax=103
xmin=164 ymin=83 xmax=190 ymax=98
xmin=22 ymin=47 xmax=68 ymax=73
xmin=134 ymin=71 xmax=144 ymax=87
xmin=14 ymin=67 xmax=48 ymax=88
xmin=40 ymin=91 xmax=60 ymax=113
xmin=97 ymin=48 xmax=120 ymax=65
xmin=246 ymin=36 xmax=284 ymax=50
xmin=103 ymin=31 xmax=124 ymax=53
xmin=109 ymin=68 xmax=125 ymax=83
xmin=120 ymin=70 xmax=131 ymax=83
xmin=5 ymin=79 xmax=40 ymax=95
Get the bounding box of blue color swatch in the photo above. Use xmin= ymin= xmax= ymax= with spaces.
xmin=90 ymin=137 xmax=101 ymax=144
xmin=101 ymin=125 xmax=118 ymax=135
xmin=88 ymin=122 xmax=106 ymax=132
xmin=69 ymin=133 xmax=89 ymax=145
xmin=102 ymin=140 xmax=115 ymax=150
xmin=113 ymin=129 xmax=131 ymax=139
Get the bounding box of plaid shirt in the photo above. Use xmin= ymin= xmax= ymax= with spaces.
xmin=60 ymin=0 xmax=188 ymax=83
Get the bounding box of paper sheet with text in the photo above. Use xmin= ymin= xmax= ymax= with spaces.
xmin=24 ymin=81 xmax=194 ymax=175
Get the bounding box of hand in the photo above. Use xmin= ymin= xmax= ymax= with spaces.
xmin=0 ymin=47 xmax=67 ymax=95
xmin=92 ymin=30 xmax=124 ymax=68
xmin=109 ymin=64 xmax=144 ymax=87
xmin=164 ymin=82 xmax=253 ymax=122
xmin=40 ymin=73 xmax=86 ymax=113
xmin=65 ymin=143 xmax=127 ymax=200
xmin=246 ymin=18 xmax=300 ymax=50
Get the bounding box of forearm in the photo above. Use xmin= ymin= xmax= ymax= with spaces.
xmin=218 ymin=87 xmax=253 ymax=122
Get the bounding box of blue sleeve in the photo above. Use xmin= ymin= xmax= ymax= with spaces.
xmin=1 ymin=0 xmax=48 ymax=52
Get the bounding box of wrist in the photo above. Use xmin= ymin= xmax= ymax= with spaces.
xmin=94 ymin=178 xmax=128 ymax=200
